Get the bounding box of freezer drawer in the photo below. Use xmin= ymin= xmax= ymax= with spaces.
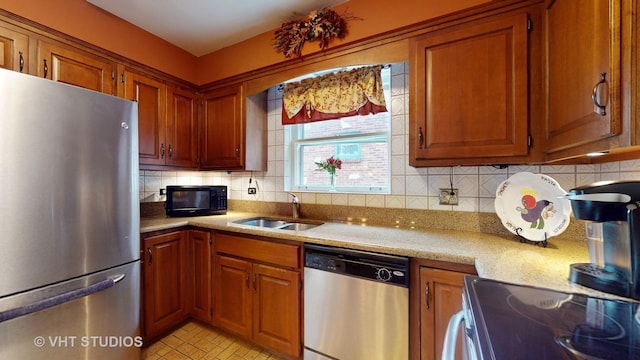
xmin=0 ymin=261 xmax=141 ymax=359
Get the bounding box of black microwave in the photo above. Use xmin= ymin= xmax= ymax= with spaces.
xmin=165 ymin=185 xmax=227 ymax=217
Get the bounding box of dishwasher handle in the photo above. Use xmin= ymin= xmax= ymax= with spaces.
xmin=442 ymin=310 xmax=465 ymax=360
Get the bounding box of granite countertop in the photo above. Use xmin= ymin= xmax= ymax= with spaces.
xmin=141 ymin=211 xmax=596 ymax=296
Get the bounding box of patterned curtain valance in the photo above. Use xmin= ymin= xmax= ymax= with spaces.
xmin=282 ymin=65 xmax=388 ymax=125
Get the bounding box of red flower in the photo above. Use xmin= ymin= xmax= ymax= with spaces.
xmin=315 ymin=156 xmax=342 ymax=174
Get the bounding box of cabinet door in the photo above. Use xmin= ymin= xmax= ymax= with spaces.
xmin=253 ymin=263 xmax=301 ymax=358
xmin=200 ymin=85 xmax=244 ymax=169
xmin=143 ymin=230 xmax=188 ymax=340
xmin=166 ymin=86 xmax=199 ymax=168
xmin=123 ymin=71 xmax=167 ymax=166
xmin=214 ymin=255 xmax=252 ymax=338
xmin=0 ymin=25 xmax=28 ymax=73
xmin=37 ymin=41 xmax=116 ymax=95
xmin=189 ymin=229 xmax=212 ymax=322
xmin=544 ymin=0 xmax=622 ymax=157
xmin=410 ymin=12 xmax=529 ymax=165
xmin=420 ymin=267 xmax=467 ymax=360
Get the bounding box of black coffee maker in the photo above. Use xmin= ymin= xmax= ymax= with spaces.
xmin=566 ymin=180 xmax=640 ymax=300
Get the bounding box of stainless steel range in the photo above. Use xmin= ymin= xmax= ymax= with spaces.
xmin=444 ymin=276 xmax=640 ymax=360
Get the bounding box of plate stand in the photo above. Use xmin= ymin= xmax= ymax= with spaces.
xmin=514 ymin=227 xmax=548 ymax=248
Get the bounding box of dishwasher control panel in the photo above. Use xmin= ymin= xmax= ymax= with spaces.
xmin=304 ymin=244 xmax=409 ymax=287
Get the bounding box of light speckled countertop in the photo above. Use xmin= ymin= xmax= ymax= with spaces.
xmin=141 ymin=211 xmax=599 ymax=296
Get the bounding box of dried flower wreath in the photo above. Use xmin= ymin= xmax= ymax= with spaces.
xmin=272 ymin=8 xmax=361 ymax=58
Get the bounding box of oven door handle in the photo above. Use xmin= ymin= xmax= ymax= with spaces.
xmin=442 ymin=310 xmax=465 ymax=360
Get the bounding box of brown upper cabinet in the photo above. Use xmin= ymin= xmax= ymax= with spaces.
xmin=3 ymin=0 xmax=639 ymax=167
xmin=37 ymin=40 xmax=116 ymax=95
xmin=0 ymin=24 xmax=28 ymax=73
xmin=200 ymin=85 xmax=267 ymax=171
xmin=121 ymin=70 xmax=198 ymax=169
xmin=166 ymin=85 xmax=199 ymax=168
xmin=543 ymin=0 xmax=632 ymax=161
xmin=122 ymin=70 xmax=167 ymax=167
xmin=409 ymin=8 xmax=540 ymax=166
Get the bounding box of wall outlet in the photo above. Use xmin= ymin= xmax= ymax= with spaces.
xmin=248 ymin=187 xmax=257 ymax=195
xmin=439 ymin=188 xmax=459 ymax=205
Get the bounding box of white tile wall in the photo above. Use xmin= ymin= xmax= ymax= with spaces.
xmin=140 ymin=62 xmax=640 ymax=213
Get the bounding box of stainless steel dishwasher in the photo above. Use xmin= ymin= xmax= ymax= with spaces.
xmin=303 ymin=244 xmax=409 ymax=360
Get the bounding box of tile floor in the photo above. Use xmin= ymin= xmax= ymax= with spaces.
xmin=141 ymin=321 xmax=284 ymax=360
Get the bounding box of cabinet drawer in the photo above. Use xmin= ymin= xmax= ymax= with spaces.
xmin=215 ymin=233 xmax=300 ymax=269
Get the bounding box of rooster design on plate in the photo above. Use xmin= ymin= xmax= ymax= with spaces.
xmin=516 ymin=187 xmax=555 ymax=230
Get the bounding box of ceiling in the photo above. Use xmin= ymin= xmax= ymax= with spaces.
xmin=87 ymin=0 xmax=348 ymax=56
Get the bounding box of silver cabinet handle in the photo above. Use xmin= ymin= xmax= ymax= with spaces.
xmin=418 ymin=127 xmax=424 ymax=149
xmin=591 ymin=72 xmax=607 ymax=116
xmin=425 ymin=281 xmax=430 ymax=310
xmin=168 ymin=144 xmax=173 ymax=158
xmin=148 ymin=248 xmax=152 ymax=264
xmin=18 ymin=51 xmax=24 ymax=72
xmin=43 ymin=59 xmax=48 ymax=78
xmin=160 ymin=143 xmax=165 ymax=159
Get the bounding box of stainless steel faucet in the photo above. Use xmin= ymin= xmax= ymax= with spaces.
xmin=287 ymin=192 xmax=299 ymax=219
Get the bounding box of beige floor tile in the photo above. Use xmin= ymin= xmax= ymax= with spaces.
xmin=141 ymin=321 xmax=284 ymax=360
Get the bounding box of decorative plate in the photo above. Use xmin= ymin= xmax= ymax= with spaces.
xmin=494 ymin=172 xmax=571 ymax=241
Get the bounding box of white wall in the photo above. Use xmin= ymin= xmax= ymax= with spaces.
xmin=140 ymin=63 xmax=640 ymax=213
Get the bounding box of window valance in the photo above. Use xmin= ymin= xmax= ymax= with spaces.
xmin=282 ymin=65 xmax=388 ymax=125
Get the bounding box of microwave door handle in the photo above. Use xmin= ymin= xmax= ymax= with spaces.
xmin=442 ymin=310 xmax=465 ymax=360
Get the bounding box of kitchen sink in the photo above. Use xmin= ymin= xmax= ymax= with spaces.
xmin=233 ymin=217 xmax=323 ymax=231
xmin=237 ymin=218 xmax=289 ymax=228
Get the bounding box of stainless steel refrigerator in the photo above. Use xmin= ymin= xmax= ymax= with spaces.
xmin=0 ymin=68 xmax=141 ymax=359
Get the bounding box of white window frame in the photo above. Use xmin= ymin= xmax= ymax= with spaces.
xmin=283 ymin=65 xmax=392 ymax=194
xmin=288 ymin=129 xmax=390 ymax=193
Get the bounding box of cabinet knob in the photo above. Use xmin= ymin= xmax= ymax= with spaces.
xmin=168 ymin=144 xmax=173 ymax=158
xmin=418 ymin=127 xmax=424 ymax=149
xmin=591 ymin=72 xmax=607 ymax=116
xmin=160 ymin=143 xmax=165 ymax=159
xmin=43 ymin=59 xmax=48 ymax=79
xmin=147 ymin=248 xmax=152 ymax=265
xmin=235 ymin=145 xmax=240 ymax=156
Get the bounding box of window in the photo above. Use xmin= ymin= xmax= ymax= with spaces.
xmin=285 ymin=66 xmax=391 ymax=193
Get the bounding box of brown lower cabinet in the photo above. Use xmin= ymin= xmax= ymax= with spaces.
xmin=141 ymin=228 xmax=476 ymax=360
xmin=411 ymin=259 xmax=477 ymax=360
xmin=141 ymin=228 xmax=301 ymax=358
xmin=213 ymin=232 xmax=302 ymax=358
xmin=189 ymin=229 xmax=213 ymax=323
xmin=142 ymin=229 xmax=189 ymax=341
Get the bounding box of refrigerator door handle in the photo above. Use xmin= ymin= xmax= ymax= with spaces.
xmin=0 ymin=274 xmax=125 ymax=324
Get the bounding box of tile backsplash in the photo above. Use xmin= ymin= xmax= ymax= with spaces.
xmin=139 ymin=62 xmax=639 ymax=213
